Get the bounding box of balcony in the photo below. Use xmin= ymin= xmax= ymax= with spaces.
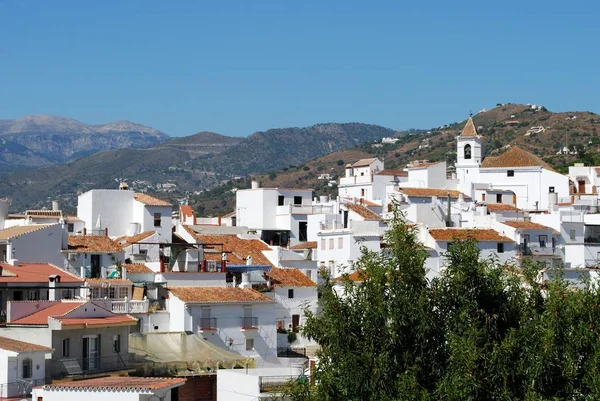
xmin=276 ymin=204 xmax=334 ymax=216
xmin=259 ymin=375 xmax=298 ymax=393
xmin=517 ymin=244 xmax=560 ymax=257
xmin=241 ymin=316 xmax=258 ymax=330
xmin=198 ymin=317 xmax=217 ymax=331
xmin=109 ymin=297 xmax=150 ymax=314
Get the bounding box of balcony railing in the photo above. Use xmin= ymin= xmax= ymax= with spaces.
xmin=517 ymin=244 xmax=559 ymax=257
xmin=259 ymin=375 xmax=298 ymax=393
xmin=53 ymin=355 xmax=127 ymax=379
xmin=199 ymin=317 xmax=217 ymax=331
xmin=0 ymin=378 xmax=46 ymax=399
xmin=107 ymin=297 xmax=150 ymax=314
xmin=277 ymin=204 xmax=334 ymax=215
xmin=241 ymin=316 xmax=258 ymax=329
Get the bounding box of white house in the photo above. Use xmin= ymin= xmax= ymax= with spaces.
xmin=0 ymin=336 xmax=53 ymax=398
xmin=423 ymin=228 xmax=517 ymax=276
xmin=167 ymin=286 xmax=278 ymax=364
xmin=496 ymin=220 xmax=561 ymax=268
xmin=32 ymin=376 xmax=186 ymax=401
xmin=2 ymin=299 xmax=137 ymax=378
xmin=4 ymin=209 xmax=85 ymax=235
xmin=116 ymin=231 xmax=161 ymax=271
xmin=316 ymin=203 xmax=383 ymax=278
xmin=263 ymin=267 xmax=318 ymax=347
xmin=63 ymin=235 xmax=125 ymax=279
xmin=0 ymin=224 xmax=67 ymax=266
xmin=77 ymin=187 xmax=172 ymax=242
xmin=0 ymin=261 xmax=84 ymax=316
xmin=338 ymin=158 xmax=386 ymax=203
xmin=236 ymin=182 xmax=334 ymax=246
xmin=217 ymin=366 xmax=306 ymax=401
xmin=568 ymin=163 xmax=600 ymax=195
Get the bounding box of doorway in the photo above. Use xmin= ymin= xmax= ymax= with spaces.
xmin=83 ymin=335 xmax=100 ymax=370
xmin=90 ymin=255 xmax=101 ymax=278
xmin=578 ymin=180 xmax=586 ymax=194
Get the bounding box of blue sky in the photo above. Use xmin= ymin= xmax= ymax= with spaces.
xmin=1 ymin=0 xmax=599 ymax=137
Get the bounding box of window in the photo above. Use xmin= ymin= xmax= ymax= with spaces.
xmin=67 ymin=223 xmax=74 ymax=233
xmin=118 ymin=287 xmax=128 ymax=299
xmin=62 ymin=289 xmax=74 ymax=299
xmin=62 ymin=338 xmax=70 ymax=358
xmin=496 ymin=194 xmax=502 ymax=203
xmin=288 ymin=289 xmax=294 ymax=299
xmin=539 ymin=235 xmax=547 ymax=248
xmin=320 ymin=239 xmax=326 ymax=249
xmin=293 ymin=196 xmax=302 ymax=205
xmin=522 ymin=234 xmax=530 ymax=245
xmin=113 ymin=335 xmax=121 ymax=353
xmin=361 ymin=189 xmax=365 ymax=197
xmin=482 ymin=193 xmax=486 ymax=202
xmin=153 ymin=213 xmax=161 ymax=227
xmin=329 ymin=238 xmax=334 ymax=250
xmin=497 ymin=243 xmax=504 ymax=253
xmin=28 ymin=290 xmax=38 ymax=301
xmin=278 ymin=195 xmax=285 ymax=206
xmin=305 ymin=270 xmax=312 ymax=280
xmin=569 ymin=230 xmax=576 ymax=240
xmin=338 ymin=237 xmax=344 ymax=249
xmin=464 ymin=144 xmax=472 ymax=160
xmin=246 ymin=338 xmax=254 ymax=351
xmin=507 ymin=170 xmax=515 ymax=177
xmin=22 ymin=358 xmax=32 ymax=379
xmin=549 ymin=186 xmax=555 ymax=193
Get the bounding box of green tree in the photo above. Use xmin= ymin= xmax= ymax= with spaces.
xmin=285 ymin=208 xmax=600 ymax=401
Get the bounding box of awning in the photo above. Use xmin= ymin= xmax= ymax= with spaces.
xmin=129 ymin=332 xmax=254 ymax=376
xmin=225 ymin=264 xmax=271 ymax=273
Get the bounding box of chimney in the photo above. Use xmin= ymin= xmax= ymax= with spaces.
xmin=121 ymin=266 xmax=127 ymax=280
xmin=48 ymin=275 xmax=61 ymax=301
xmin=251 ymin=181 xmax=259 ymax=189
xmin=239 ymin=272 xmax=251 ymax=289
xmin=52 ymin=200 xmax=60 ymax=211
xmin=8 ymin=259 xmax=18 ymax=267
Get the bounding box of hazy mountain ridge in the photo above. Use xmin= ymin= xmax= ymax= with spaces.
xmin=0 ymin=115 xmax=170 ymax=173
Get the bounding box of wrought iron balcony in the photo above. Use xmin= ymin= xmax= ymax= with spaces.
xmin=241 ymin=316 xmax=258 ymax=330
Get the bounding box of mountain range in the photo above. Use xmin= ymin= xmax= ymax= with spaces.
xmin=0 ymin=115 xmax=169 ymax=175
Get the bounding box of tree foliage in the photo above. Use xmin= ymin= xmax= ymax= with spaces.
xmin=286 ymin=210 xmax=600 ymax=401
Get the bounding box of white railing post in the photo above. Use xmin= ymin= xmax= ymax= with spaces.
xmin=124 ymin=296 xmax=129 ymax=314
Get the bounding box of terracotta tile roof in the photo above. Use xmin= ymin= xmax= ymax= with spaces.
xmin=290 ymin=241 xmax=317 ymax=250
xmin=376 ymin=169 xmax=408 ymax=177
xmin=25 ymin=210 xmax=62 ymax=218
xmin=501 ymin=220 xmax=554 ymax=230
xmin=180 ymin=204 xmax=195 ymax=219
xmin=398 ymin=187 xmax=471 ymax=199
xmin=115 ymin=231 xmax=155 ymax=248
xmin=428 ymin=228 xmax=513 ymax=242
xmin=481 ymin=145 xmax=556 ymax=172
xmin=486 ymin=203 xmax=521 ymax=212
xmin=197 ymin=235 xmax=273 ymax=267
xmin=0 ymin=224 xmax=55 ymax=240
xmin=134 ymin=193 xmax=172 ymax=207
xmin=0 ymin=263 xmax=83 ymax=284
xmin=57 ymin=314 xmax=137 ymax=327
xmin=333 ymin=270 xmax=366 ymax=282
xmin=42 ymin=376 xmax=185 ymax=391
xmin=86 ymin=278 xmax=133 ymax=286
xmin=460 ymin=117 xmax=479 ymax=137
xmin=346 ymin=204 xmax=381 ymax=220
xmin=124 ymin=264 xmax=154 ymax=274
xmin=0 ymin=336 xmax=53 ymax=353
xmin=10 ymin=302 xmax=84 ymax=325
xmin=265 ymin=267 xmax=316 ymax=287
xmin=352 ymin=158 xmax=380 ymax=167
xmin=169 ymin=286 xmax=274 ymax=304
xmin=66 ymin=236 xmax=123 ymax=253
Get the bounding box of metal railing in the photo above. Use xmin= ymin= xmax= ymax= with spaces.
xmin=0 ymin=378 xmax=45 ymax=399
xmin=199 ymin=317 xmax=217 ymax=330
xmin=241 ymin=316 xmax=258 ymax=329
xmin=277 ymin=347 xmax=307 ymax=358
xmin=259 ymin=375 xmax=297 ymax=393
xmin=517 ymin=244 xmax=559 ymax=256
